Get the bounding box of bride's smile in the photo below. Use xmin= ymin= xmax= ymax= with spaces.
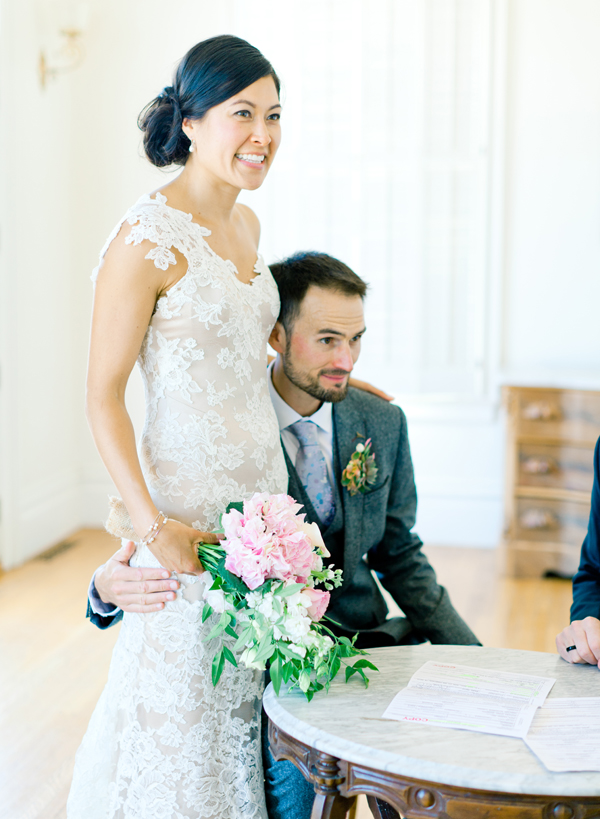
xmin=182 ymin=75 xmax=282 ymax=192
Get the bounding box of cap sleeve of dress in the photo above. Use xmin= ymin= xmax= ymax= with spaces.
xmin=91 ymin=191 xmax=210 ymax=283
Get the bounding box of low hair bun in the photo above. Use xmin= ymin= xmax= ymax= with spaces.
xmin=138 ymin=86 xmax=190 ymax=168
xmin=159 ymin=86 xmax=181 ymax=110
xmin=138 ymin=35 xmax=280 ymax=169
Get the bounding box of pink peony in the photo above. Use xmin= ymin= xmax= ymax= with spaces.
xmin=276 ymin=530 xmax=314 ymax=583
xmin=239 ymin=516 xmax=271 ymax=552
xmin=242 ymin=493 xmax=269 ymax=519
xmin=225 ymin=546 xmax=266 ymax=590
xmin=264 ymin=543 xmax=296 ymax=582
xmin=262 ymin=494 xmax=305 ymax=537
xmin=222 ymin=492 xmax=322 ymax=588
xmin=222 ymin=508 xmax=245 ymax=540
xmin=300 ymin=588 xmax=330 ymax=621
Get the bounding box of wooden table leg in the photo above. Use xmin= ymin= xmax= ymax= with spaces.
xmin=310 ymin=750 xmax=355 ymax=819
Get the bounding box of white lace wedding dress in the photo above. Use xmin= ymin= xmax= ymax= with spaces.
xmin=67 ymin=192 xmax=288 ymax=819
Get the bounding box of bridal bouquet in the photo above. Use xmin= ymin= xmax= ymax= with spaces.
xmin=197 ymin=492 xmax=377 ymax=700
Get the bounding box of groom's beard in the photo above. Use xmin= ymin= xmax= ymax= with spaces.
xmin=282 ymin=347 xmax=350 ymax=404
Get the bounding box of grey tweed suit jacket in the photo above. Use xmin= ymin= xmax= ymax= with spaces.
xmin=285 ymin=388 xmax=479 ymax=646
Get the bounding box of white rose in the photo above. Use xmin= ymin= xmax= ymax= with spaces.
xmin=203 ymin=588 xmax=228 ymax=614
xmin=240 ymin=646 xmax=265 ymax=671
xmin=355 ymin=443 xmax=365 ymax=453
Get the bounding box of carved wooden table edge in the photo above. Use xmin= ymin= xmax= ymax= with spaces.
xmin=268 ymin=720 xmax=600 ymax=819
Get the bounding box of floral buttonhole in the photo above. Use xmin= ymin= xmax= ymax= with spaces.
xmin=341 ymin=434 xmax=378 ymax=496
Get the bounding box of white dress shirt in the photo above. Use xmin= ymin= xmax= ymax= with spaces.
xmin=89 ymin=362 xmax=335 ymax=617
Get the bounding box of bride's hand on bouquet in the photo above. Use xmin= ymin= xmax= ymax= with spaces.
xmin=147 ymin=518 xmax=222 ymax=576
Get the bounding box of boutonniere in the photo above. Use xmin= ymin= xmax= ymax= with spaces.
xmin=341 ymin=435 xmax=378 ymax=496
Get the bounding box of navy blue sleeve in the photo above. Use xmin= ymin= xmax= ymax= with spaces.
xmin=86 ymin=598 xmax=124 ymax=630
xmin=571 ymin=436 xmax=600 ymax=622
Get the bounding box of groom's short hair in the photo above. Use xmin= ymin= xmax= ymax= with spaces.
xmin=270 ymin=251 xmax=368 ymax=332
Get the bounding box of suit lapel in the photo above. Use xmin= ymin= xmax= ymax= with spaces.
xmin=333 ymin=396 xmax=367 ymax=578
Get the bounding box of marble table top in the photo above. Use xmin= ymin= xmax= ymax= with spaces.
xmin=263 ymin=644 xmax=600 ymax=796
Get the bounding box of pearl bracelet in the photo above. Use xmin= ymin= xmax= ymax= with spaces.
xmin=141 ymin=513 xmax=168 ymax=546
xmin=140 ymin=511 xmax=162 ymax=542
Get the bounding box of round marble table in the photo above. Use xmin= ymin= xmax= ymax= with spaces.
xmin=263 ymin=644 xmax=600 ymax=819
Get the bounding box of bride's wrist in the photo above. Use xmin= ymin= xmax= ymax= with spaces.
xmin=139 ymin=512 xmax=169 ymax=546
xmin=128 ymin=503 xmax=160 ymax=540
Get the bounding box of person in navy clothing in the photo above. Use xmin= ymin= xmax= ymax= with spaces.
xmin=556 ymin=436 xmax=600 ymax=669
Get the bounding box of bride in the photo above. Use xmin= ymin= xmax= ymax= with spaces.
xmin=67 ymin=35 xmax=288 ymax=819
xmin=68 ymin=33 xmax=384 ymax=819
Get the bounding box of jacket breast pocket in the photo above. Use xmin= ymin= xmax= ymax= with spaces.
xmin=362 ymin=476 xmax=390 ymax=540
xmin=362 ymin=475 xmax=390 ymax=499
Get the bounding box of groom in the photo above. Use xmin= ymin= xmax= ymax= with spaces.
xmin=87 ymin=251 xmax=479 ymax=819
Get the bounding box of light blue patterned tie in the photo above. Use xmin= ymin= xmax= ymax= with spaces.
xmin=288 ymin=419 xmax=335 ymax=527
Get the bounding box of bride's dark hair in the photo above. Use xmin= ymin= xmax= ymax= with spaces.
xmin=139 ymin=35 xmax=280 ymax=168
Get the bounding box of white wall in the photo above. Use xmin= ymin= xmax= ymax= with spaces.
xmin=502 ymin=0 xmax=600 ymax=385
xmin=0 ymin=0 xmax=82 ymax=568
xmin=1 ymin=0 xmax=599 ymax=567
xmin=412 ymin=0 xmax=600 ymax=545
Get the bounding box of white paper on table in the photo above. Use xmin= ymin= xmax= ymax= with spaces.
xmin=382 ymin=661 xmax=555 ymax=738
xmin=525 ymin=697 xmax=600 ymax=772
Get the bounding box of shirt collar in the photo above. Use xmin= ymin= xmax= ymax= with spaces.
xmin=268 ymin=361 xmax=333 ymax=434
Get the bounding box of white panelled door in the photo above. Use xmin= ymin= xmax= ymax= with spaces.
xmin=236 ymin=0 xmax=496 ymax=402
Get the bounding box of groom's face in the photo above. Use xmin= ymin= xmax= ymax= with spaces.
xmin=276 ymin=285 xmax=366 ymax=403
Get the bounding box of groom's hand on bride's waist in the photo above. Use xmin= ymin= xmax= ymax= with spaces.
xmin=95 ymin=540 xmax=181 ymax=613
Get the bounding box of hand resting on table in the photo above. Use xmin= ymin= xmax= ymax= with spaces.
xmin=556 ymin=616 xmax=600 ymax=668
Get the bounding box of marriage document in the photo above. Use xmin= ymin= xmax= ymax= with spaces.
xmin=382 ymin=661 xmax=555 ymax=738
xmin=525 ymin=698 xmax=600 ymax=772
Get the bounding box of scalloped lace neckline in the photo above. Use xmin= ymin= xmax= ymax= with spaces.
xmin=148 ymin=191 xmax=263 ymax=286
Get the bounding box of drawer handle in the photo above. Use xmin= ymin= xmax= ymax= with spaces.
xmin=522 ymin=457 xmax=557 ymax=475
xmin=520 ymin=509 xmax=559 ymax=530
xmin=522 ymin=401 xmax=560 ymax=421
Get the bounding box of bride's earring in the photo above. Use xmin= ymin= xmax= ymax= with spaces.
xmin=189 ymin=139 xmax=196 ymax=153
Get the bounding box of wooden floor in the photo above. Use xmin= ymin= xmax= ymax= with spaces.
xmin=0 ymin=530 xmax=573 ymax=819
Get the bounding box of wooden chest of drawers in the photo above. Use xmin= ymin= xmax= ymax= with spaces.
xmin=503 ymin=386 xmax=600 ymax=577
